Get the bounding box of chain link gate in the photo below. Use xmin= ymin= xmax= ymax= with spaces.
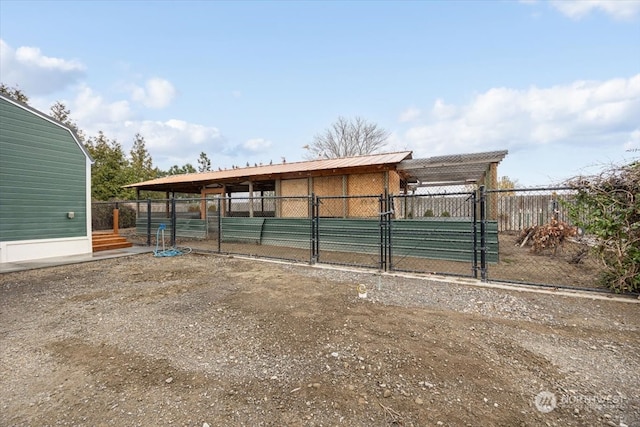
xmin=386 ymin=190 xmax=487 ymax=278
xmin=311 ymin=194 xmax=387 ymax=270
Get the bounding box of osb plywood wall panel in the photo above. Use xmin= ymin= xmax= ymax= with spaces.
xmin=389 ymin=171 xmax=402 ymax=216
xmin=348 ymin=172 xmax=384 ymax=195
xmin=280 ymin=178 xmax=309 ymax=217
xmin=281 ymin=178 xmax=308 ymax=196
xmin=347 ymin=172 xmax=384 ymax=217
xmin=313 ymin=176 xmax=343 ymax=196
xmin=275 ymin=172 xmax=402 ymax=218
xmin=388 ymin=171 xmax=401 ymax=194
xmin=313 ymin=176 xmax=345 ymax=217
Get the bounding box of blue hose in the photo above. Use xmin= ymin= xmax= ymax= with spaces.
xmin=154 ymin=224 xmax=192 ymax=257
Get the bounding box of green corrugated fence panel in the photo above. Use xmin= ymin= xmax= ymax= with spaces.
xmin=391 ymin=219 xmax=498 ymax=263
xmin=317 ymin=218 xmax=380 ymax=253
xmin=136 ymin=218 xmax=207 ymax=239
xmin=261 ymin=218 xmax=312 ymax=249
xmin=220 ymin=217 xmax=265 ymax=243
xmin=176 ymin=219 xmax=207 ymax=238
xmin=137 ymin=216 xmax=499 ymax=263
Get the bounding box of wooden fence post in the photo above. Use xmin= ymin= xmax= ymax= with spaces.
xmin=113 ymin=208 xmax=119 ymax=235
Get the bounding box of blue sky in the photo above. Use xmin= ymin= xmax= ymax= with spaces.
xmin=1 ymin=0 xmax=639 ymax=186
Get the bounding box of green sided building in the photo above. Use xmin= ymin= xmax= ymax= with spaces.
xmin=0 ymin=94 xmax=93 ymax=263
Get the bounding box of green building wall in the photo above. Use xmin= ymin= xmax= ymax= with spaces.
xmin=0 ymin=98 xmax=88 ymax=241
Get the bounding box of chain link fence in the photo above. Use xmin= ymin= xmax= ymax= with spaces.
xmin=486 ymin=187 xmax=601 ymax=289
xmin=93 ymin=185 xmax=609 ymax=292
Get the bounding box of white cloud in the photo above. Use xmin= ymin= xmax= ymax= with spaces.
xmin=624 ymin=129 xmax=640 ymax=151
xmin=14 ymin=46 xmax=83 ymax=71
xmin=70 ymin=85 xmax=133 ymax=126
xmin=133 ymin=119 xmax=221 ymax=150
xmin=398 ymin=107 xmax=421 ymax=123
xmin=47 ymin=85 xmax=223 ymax=169
xmin=131 ymin=77 xmax=177 ymax=109
xmin=403 ymin=74 xmax=640 ymax=159
xmin=432 ymin=99 xmax=457 ymax=120
xmin=0 ymin=39 xmax=86 ymax=95
xmin=0 ymin=40 xmax=229 ymax=170
xmin=549 ymin=0 xmax=640 ymax=20
xmin=122 ymin=119 xmax=225 ymax=167
xmin=243 ymin=138 xmax=272 ymax=152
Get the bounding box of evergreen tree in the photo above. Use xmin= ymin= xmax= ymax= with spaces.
xmin=197 ymin=151 xmax=212 ymax=172
xmin=49 ymin=101 xmax=85 ymax=142
xmin=0 ymin=83 xmax=29 ymax=103
xmin=130 ymin=133 xmax=156 ymax=181
xmin=167 ymin=164 xmax=197 ymax=175
xmin=85 ymin=131 xmax=134 ymax=200
xmin=128 ymin=133 xmax=161 ymax=198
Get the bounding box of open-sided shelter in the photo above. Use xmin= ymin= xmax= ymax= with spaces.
xmin=0 ymin=94 xmax=93 ymax=263
xmin=126 ymin=150 xmax=507 ymax=219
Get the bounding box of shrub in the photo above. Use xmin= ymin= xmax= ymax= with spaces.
xmin=440 ymin=211 xmax=451 ymax=217
xmin=423 ymin=209 xmax=434 ymax=217
xmin=566 ymin=161 xmax=639 ymax=293
xmin=92 ymin=203 xmax=137 ymax=231
xmin=118 ymin=204 xmax=137 ymax=228
xmin=92 ymin=203 xmax=113 ymax=231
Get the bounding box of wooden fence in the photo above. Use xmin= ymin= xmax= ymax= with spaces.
xmin=394 ymin=191 xmax=576 ymax=232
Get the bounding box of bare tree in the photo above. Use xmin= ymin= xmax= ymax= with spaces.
xmin=306 ymin=116 xmax=390 ymax=159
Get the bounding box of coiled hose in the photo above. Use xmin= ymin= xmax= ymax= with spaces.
xmin=154 ymin=224 xmax=192 ymax=257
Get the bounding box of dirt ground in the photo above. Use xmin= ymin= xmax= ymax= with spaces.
xmin=1 ymin=253 xmax=638 ymax=427
xmin=125 ymin=229 xmax=608 ymax=290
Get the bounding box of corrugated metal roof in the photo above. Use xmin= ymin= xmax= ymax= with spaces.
xmin=397 ymin=150 xmax=508 ymax=185
xmin=125 ymin=149 xmax=508 ymax=193
xmin=126 ymin=151 xmax=413 ymax=191
xmin=399 ymin=150 xmax=508 ymax=166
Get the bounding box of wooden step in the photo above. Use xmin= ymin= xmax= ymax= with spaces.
xmin=93 ymin=235 xmax=128 ymax=244
xmin=92 ymin=233 xmax=133 ymax=252
xmin=93 ymin=241 xmax=134 ymax=252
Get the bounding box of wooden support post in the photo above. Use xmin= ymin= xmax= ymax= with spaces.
xmin=275 ymin=180 xmax=281 ymax=217
xmin=113 ymin=208 xmax=119 ymax=235
xmin=200 ymin=187 xmax=206 ymax=220
xmin=249 ymin=181 xmax=254 ymax=218
xmin=221 ymin=185 xmax=227 ymax=217
xmin=342 ymin=175 xmax=348 ymax=218
xmin=488 ymin=162 xmax=498 ymax=221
